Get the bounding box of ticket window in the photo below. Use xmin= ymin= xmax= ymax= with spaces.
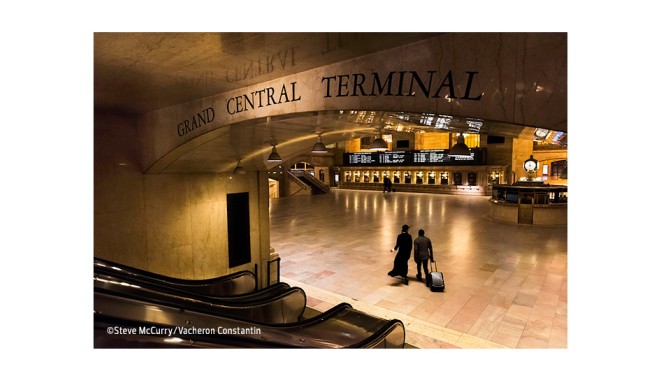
xmin=467 ymin=172 xmax=477 ymax=186
xmin=373 ymin=171 xmax=380 ymax=183
xmin=393 ymin=171 xmax=400 ymax=183
xmin=535 ymin=192 xmax=549 ymax=205
xmin=345 ymin=171 xmax=352 ymax=182
xmin=428 ymin=171 xmax=436 ymax=185
xmin=415 ymin=171 xmax=423 ymax=184
xmin=404 ymin=171 xmax=411 ymax=184
xmin=354 ymin=171 xmax=361 ymax=182
xmin=440 ymin=172 xmax=449 ymax=185
xmin=383 ymin=171 xmax=390 ymax=182
xmin=453 ymin=172 xmax=463 ymax=185
xmin=363 ymin=171 xmax=370 ymax=182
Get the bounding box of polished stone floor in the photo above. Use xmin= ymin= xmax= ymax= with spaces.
xmin=269 ymin=189 xmax=567 ymax=349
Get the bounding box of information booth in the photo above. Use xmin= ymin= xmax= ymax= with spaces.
xmin=490 ymin=182 xmax=567 ymax=225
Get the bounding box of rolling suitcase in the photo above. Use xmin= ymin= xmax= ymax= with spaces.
xmin=426 ymin=261 xmax=445 ymax=292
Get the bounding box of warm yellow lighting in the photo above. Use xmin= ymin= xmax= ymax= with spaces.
xmin=164 ymin=337 xmax=184 ymax=343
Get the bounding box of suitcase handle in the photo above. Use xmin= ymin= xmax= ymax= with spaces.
xmin=430 ymin=261 xmax=438 ymax=272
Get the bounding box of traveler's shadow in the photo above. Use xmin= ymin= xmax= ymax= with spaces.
xmin=387 ymin=276 xmax=409 ymax=286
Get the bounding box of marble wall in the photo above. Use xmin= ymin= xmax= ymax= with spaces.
xmin=416 ymin=132 xmax=450 ymax=150
xmin=95 ymin=113 xmax=271 ymax=281
xmin=512 ymin=138 xmax=535 ymax=182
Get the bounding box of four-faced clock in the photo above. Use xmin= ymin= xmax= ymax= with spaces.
xmin=523 ymin=155 xmax=538 ymax=172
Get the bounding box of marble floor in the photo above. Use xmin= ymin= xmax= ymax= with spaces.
xmin=269 ymin=189 xmax=567 ymax=349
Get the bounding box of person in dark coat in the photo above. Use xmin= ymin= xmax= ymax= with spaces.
xmin=383 ymin=176 xmax=393 ymax=193
xmin=388 ymin=224 xmax=412 ymax=285
xmin=414 ymin=229 xmax=434 ymax=282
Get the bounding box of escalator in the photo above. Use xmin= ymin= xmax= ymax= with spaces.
xmin=94 ymin=288 xmax=405 ymax=348
xmin=94 ymin=259 xmax=307 ymax=324
xmin=94 ymin=258 xmax=406 ymax=348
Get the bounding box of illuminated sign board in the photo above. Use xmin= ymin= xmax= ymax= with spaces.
xmin=379 ymin=151 xmax=408 ymax=164
xmin=344 ymin=149 xmax=484 ymax=166
xmin=413 ymin=150 xmax=451 ymax=164
xmin=345 ymin=152 xmax=378 ymax=164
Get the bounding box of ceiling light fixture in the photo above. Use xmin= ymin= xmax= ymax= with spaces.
xmin=448 ymin=133 xmax=471 ymax=157
xmin=233 ymin=159 xmax=246 ymax=174
xmin=370 ymin=129 xmax=388 ymax=151
xmin=311 ymin=134 xmax=328 ymax=153
xmin=267 ymin=141 xmax=282 ymax=162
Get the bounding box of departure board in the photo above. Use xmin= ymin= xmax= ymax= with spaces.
xmin=344 ymin=152 xmax=378 ymax=165
xmin=413 ymin=150 xmax=450 ymax=164
xmin=343 ymin=149 xmax=484 ymax=166
xmin=379 ymin=151 xmax=408 ymax=164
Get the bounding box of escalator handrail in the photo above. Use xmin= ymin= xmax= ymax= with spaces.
xmin=94 ymin=257 xmax=255 ymax=288
xmin=95 ymin=263 xmax=292 ymax=305
xmin=95 ymin=279 xmax=347 ymax=328
xmin=347 ymin=319 xmax=406 ymax=348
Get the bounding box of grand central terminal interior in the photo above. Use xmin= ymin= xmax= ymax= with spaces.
xmin=89 ymin=31 xmax=576 ymax=360
xmin=91 ymin=32 xmax=569 ymax=350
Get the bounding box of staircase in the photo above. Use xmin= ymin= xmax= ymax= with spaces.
xmin=289 ymin=170 xmax=330 ymax=194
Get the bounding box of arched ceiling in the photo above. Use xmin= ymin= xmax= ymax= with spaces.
xmin=94 ymin=32 xmax=566 ymax=174
xmin=95 ymin=32 xmax=446 ymax=114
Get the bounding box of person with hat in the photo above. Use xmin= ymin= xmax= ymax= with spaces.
xmin=388 ymin=224 xmax=412 ymax=285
